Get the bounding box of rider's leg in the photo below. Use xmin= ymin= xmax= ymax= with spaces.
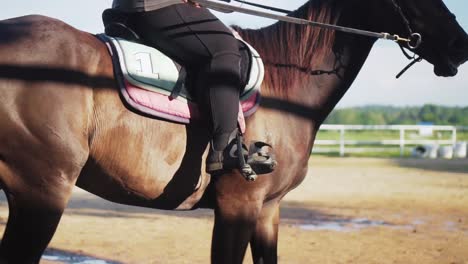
xmin=128 ymin=4 xmax=242 ymax=172
xmin=200 ymin=48 xmax=242 ymax=172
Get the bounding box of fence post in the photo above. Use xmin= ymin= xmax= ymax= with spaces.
xmin=452 ymin=127 xmax=457 ymax=146
xmin=340 ymin=127 xmax=345 ymax=157
xmin=400 ymin=128 xmax=405 ymax=157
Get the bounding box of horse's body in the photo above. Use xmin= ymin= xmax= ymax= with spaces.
xmin=0 ymin=0 xmax=467 ymax=263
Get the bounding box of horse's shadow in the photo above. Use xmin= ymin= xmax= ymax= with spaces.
xmin=393 ymin=158 xmax=468 ymax=174
xmin=0 ymin=191 xmax=350 ymax=225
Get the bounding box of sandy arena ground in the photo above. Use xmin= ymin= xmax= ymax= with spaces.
xmin=0 ymin=157 xmax=467 ymax=264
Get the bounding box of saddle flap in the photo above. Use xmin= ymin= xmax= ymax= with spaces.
xmin=113 ymin=37 xmax=192 ymax=100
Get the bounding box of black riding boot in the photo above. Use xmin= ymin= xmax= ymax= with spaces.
xmin=206 ymin=128 xmax=246 ymax=173
xmin=200 ymin=49 xmax=244 ymax=173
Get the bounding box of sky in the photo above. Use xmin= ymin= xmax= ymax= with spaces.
xmin=1 ymin=0 xmax=467 ymax=108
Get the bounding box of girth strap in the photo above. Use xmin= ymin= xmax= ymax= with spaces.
xmin=169 ymin=67 xmax=187 ymax=100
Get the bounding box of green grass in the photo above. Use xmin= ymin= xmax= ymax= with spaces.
xmin=312 ymin=151 xmax=404 ymax=158
xmin=458 ymin=131 xmax=468 ymax=141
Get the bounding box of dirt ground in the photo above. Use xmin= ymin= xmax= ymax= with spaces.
xmin=0 ymin=157 xmax=467 ymax=264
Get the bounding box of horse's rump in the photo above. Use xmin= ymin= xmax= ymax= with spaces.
xmin=0 ymin=15 xmax=214 ymax=211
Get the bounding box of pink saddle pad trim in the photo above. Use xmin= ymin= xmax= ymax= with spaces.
xmin=124 ymin=81 xmax=260 ymax=133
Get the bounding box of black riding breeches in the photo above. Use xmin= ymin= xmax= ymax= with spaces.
xmin=127 ymin=4 xmax=242 ymax=150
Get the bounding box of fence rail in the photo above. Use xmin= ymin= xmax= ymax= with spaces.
xmin=315 ymin=124 xmax=460 ymax=157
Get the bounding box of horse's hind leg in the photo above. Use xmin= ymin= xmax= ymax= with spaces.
xmin=0 ymin=146 xmax=84 ymax=263
xmin=0 ymin=178 xmax=75 ymax=264
xmin=249 ymin=202 xmax=280 ymax=264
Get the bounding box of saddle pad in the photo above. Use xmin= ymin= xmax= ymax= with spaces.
xmin=121 ymin=80 xmax=260 ymax=132
xmin=98 ymin=34 xmax=263 ymax=132
xmin=104 ymin=35 xmax=264 ymax=102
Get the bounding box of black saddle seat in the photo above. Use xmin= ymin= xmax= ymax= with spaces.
xmin=102 ymin=9 xmax=141 ymax=42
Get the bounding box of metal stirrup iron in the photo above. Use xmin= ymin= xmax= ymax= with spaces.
xmin=236 ymin=131 xmax=257 ymax=181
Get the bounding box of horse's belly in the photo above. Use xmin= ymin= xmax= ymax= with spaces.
xmin=77 ymin=152 xmax=208 ymax=210
xmin=79 ymin=98 xmax=212 ymax=210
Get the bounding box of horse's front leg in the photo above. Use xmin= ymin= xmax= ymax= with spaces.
xmin=210 ymin=175 xmax=265 ymax=264
xmin=250 ymin=202 xmax=280 ymax=264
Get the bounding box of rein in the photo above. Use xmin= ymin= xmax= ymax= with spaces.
xmin=194 ymin=0 xmax=424 ymax=78
xmin=194 ymin=0 xmax=421 ymax=47
xmin=390 ymin=0 xmax=423 ymax=78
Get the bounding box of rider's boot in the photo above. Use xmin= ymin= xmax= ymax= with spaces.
xmin=206 ymin=128 xmax=245 ymax=173
xmin=206 ymin=128 xmax=258 ymax=181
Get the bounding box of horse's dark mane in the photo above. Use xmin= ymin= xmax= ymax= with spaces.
xmin=235 ymin=0 xmax=341 ymax=91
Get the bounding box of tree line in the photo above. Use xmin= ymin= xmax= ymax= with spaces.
xmin=324 ymin=105 xmax=468 ymax=126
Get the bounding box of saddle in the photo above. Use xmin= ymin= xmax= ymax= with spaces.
xmin=99 ymin=9 xmax=264 ymax=132
xmin=98 ymin=9 xmax=276 ymax=179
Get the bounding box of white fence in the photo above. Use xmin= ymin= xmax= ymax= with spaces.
xmin=314 ymin=124 xmax=463 ymax=157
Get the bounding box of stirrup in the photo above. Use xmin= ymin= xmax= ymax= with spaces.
xmin=237 ymin=135 xmax=277 ymax=181
xmin=207 ymin=131 xmax=276 ymax=182
xmin=236 ymin=131 xmax=258 ymax=181
xmin=247 ymin=141 xmax=277 ymax=174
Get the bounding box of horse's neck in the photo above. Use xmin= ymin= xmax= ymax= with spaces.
xmin=308 ymin=34 xmax=376 ymax=122
xmin=240 ymin=0 xmax=378 ymax=124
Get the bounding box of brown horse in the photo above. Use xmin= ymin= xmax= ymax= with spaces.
xmin=0 ymin=0 xmax=467 ymax=263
